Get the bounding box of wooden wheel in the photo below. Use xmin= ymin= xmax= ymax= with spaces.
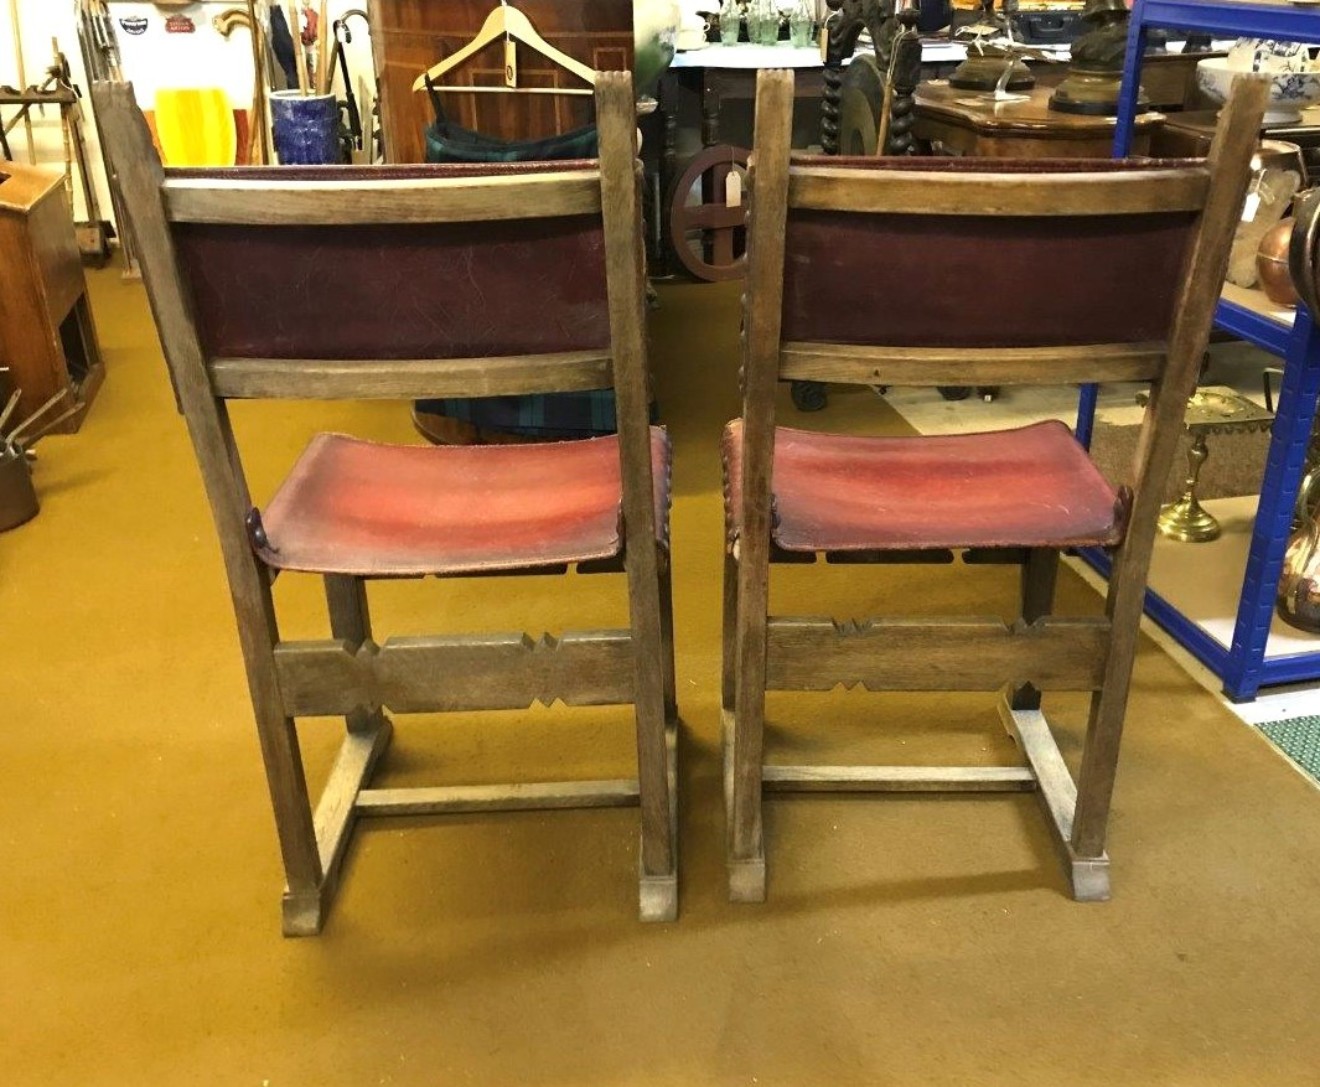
xmin=668 ymin=144 xmax=750 ymax=282
xmin=838 ymin=52 xmax=885 ymax=157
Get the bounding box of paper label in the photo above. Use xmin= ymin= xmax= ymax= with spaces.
xmin=505 ymin=40 xmax=518 ymax=88
xmin=1242 ymin=192 xmax=1262 ymax=222
xmin=725 ymin=169 xmax=742 ymax=208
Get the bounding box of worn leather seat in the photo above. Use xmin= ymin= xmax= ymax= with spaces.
xmin=257 ymin=429 xmax=671 ymax=577
xmin=722 ymin=419 xmax=1124 ymax=554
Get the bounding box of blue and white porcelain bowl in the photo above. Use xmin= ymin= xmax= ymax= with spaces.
xmin=1197 ymin=57 xmax=1320 ymax=124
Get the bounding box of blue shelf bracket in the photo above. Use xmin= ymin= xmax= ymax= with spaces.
xmin=1223 ymin=310 xmax=1320 ymax=701
xmin=1112 ymin=0 xmax=1150 ymax=158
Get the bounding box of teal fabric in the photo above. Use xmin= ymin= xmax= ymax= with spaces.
xmin=424 ymin=118 xmax=599 ymax=164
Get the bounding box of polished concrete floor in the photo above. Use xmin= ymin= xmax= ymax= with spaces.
xmin=5 ymin=267 xmax=1320 ymax=1084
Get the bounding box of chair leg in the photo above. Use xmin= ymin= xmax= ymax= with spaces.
xmin=1070 ymin=628 xmax=1142 ymax=864
xmin=263 ymin=711 xmax=326 ymax=937
xmin=627 ymin=549 xmax=678 ymax=923
xmin=1010 ymin=548 xmax=1060 ymax=713
xmin=324 ymin=575 xmax=388 ymax=736
xmin=658 ymin=554 xmax=678 ymax=726
xmin=1068 ymin=538 xmax=1149 ymax=892
xmin=728 ymin=546 xmax=769 ymax=903
xmin=230 ymin=581 xmax=324 ymax=936
xmin=301 ymin=575 xmax=394 ymax=931
xmin=722 ymin=550 xmax=737 ymax=715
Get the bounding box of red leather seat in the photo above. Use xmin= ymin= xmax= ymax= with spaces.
xmin=723 ymin=419 xmax=1124 ymax=553
xmin=257 ymin=428 xmax=671 ymax=577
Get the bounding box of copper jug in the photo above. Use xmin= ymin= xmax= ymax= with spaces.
xmin=1276 ymin=190 xmax=1320 ymax=633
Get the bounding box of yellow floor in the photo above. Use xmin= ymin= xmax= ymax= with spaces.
xmin=5 ymin=267 xmax=1320 ymax=1084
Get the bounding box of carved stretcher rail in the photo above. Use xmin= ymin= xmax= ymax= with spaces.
xmin=764 ymin=616 xmax=1111 ymax=692
xmin=274 ymin=630 xmax=636 ymax=716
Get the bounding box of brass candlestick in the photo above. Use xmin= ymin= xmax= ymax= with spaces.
xmin=1158 ymin=432 xmax=1220 ymax=542
xmin=1142 ymin=387 xmax=1275 ymax=543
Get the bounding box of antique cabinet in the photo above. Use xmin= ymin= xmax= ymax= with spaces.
xmin=0 ymin=163 xmax=104 ymax=434
xmin=367 ymin=0 xmax=634 ymax=163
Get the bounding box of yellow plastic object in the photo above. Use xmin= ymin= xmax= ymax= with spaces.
xmin=153 ymin=88 xmax=237 ymax=167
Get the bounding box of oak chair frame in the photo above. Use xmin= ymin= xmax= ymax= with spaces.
xmin=725 ymin=69 xmax=1267 ymax=903
xmin=93 ymin=72 xmax=678 ymax=934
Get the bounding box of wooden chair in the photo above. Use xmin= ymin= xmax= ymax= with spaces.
xmin=92 ymin=71 xmax=679 ymax=935
xmin=723 ymin=69 xmax=1266 ymax=904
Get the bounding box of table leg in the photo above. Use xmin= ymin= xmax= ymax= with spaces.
xmin=654 ymin=71 xmax=680 ymax=278
xmin=701 ymin=79 xmax=722 ymax=266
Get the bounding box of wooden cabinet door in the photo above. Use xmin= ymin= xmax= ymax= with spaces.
xmin=369 ymin=0 xmax=633 ymax=163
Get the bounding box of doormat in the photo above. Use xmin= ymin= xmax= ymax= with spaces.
xmin=1089 ymin=419 xmax=1272 ymax=504
xmin=1257 ymin=715 xmax=1320 ymax=788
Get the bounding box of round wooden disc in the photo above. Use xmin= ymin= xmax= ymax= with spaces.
xmin=668 ymin=144 xmax=751 ymax=282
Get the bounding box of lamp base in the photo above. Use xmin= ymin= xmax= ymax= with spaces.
xmin=1049 ymin=67 xmax=1146 ymax=116
xmin=948 ymin=52 xmax=1035 ymax=92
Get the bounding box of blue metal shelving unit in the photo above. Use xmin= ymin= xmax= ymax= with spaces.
xmin=1080 ymin=0 xmax=1320 ymax=702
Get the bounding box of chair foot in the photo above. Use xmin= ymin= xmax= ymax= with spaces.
xmin=281 ymin=888 xmax=327 ymax=937
xmin=639 ymin=869 xmax=679 ymax=922
xmin=638 ymin=720 xmax=680 ymax=923
xmin=728 ymin=854 xmax=767 ymax=903
xmin=1066 ymin=852 xmax=1111 ymax=903
xmin=721 ymin=708 xmax=766 ymax=902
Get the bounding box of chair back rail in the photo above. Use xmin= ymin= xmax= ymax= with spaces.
xmin=208 ymin=351 xmax=614 ymax=401
xmin=787 ymin=160 xmax=1212 ymax=217
xmin=162 ymin=169 xmax=604 ymax=225
xmin=778 ymin=342 xmax=1168 ymax=387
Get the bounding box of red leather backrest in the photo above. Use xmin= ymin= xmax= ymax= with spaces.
xmin=780 ymin=157 xmax=1200 ymax=350
xmin=167 ymin=163 xmax=611 ymax=360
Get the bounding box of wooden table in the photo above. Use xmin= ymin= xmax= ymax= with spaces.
xmin=913 ymin=81 xmax=1164 ymax=159
xmin=1155 ymin=105 xmax=1320 ymax=181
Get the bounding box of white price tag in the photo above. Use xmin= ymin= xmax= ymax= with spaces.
xmin=505 ymin=40 xmax=518 ymax=88
xmin=725 ymin=169 xmax=742 ymax=209
xmin=1242 ymin=191 xmax=1262 ymax=223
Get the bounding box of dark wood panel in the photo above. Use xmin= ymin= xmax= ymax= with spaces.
xmin=369 ymin=0 xmax=633 ymax=163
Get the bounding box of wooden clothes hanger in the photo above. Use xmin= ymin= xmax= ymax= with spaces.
xmin=411 ymin=0 xmax=596 ymax=97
